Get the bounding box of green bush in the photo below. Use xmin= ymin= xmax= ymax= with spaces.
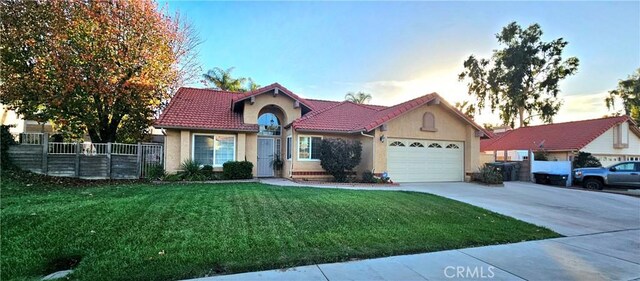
xmin=573 ymin=151 xmax=601 ymax=168
xmin=361 ymin=171 xmax=376 ymax=183
xmin=222 ymin=161 xmax=253 ymax=180
xmin=201 ymin=165 xmax=214 ymax=172
xmin=1 ymin=125 xmax=16 ymax=169
xmin=146 ymin=164 xmax=166 ymax=180
xmin=473 ymin=165 xmax=503 ymax=184
xmin=534 ymin=151 xmax=549 ymax=161
xmin=319 ymin=138 xmax=362 ymax=182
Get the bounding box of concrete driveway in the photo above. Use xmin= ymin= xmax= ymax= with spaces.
xmin=400 ymin=181 xmax=640 ymax=236
xmin=188 ymin=180 xmax=640 ymax=281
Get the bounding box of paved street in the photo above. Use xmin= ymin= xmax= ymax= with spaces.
xmin=187 ymin=180 xmax=640 ymax=281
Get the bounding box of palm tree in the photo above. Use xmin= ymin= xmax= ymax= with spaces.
xmin=246 ymin=78 xmax=261 ymax=91
xmin=345 ymin=91 xmax=372 ymax=104
xmin=202 ymin=67 xmax=247 ymax=92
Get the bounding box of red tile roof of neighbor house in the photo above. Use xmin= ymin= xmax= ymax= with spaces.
xmin=480 ymin=116 xmax=639 ymax=152
xmin=156 ymin=84 xmax=489 ymax=135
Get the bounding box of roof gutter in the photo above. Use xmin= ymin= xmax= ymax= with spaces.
xmin=360 ymin=131 xmax=374 ymax=138
xmin=153 ymin=125 xmax=259 ymax=133
xmin=294 ymin=128 xmax=365 ymax=134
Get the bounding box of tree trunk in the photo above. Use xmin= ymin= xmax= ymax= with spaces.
xmin=518 ymin=107 xmax=525 ymax=128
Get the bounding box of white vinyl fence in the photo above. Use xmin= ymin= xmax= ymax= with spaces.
xmin=530 ymin=155 xmax=572 ymax=186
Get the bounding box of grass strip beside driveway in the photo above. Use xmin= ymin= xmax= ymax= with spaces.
xmin=1 ymin=181 xmax=559 ymax=281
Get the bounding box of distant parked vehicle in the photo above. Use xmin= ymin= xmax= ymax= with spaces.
xmin=573 ymin=162 xmax=640 ymax=190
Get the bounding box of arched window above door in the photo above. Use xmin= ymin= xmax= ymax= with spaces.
xmin=258 ymin=113 xmax=281 ymax=135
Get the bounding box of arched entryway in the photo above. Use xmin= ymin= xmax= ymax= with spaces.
xmin=257 ymin=106 xmax=286 ymax=177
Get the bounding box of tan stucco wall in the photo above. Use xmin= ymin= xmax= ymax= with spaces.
xmin=288 ymin=131 xmax=373 ymax=179
xmin=479 ymin=153 xmax=496 ymax=166
xmin=164 ymin=129 xmax=258 ymax=175
xmin=164 ymin=129 xmax=182 ymax=173
xmin=371 ymin=103 xmax=481 ymax=178
xmin=242 ymin=90 xmax=302 ymax=125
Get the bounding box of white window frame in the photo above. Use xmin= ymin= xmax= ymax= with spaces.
xmin=191 ymin=133 xmax=236 ymax=167
xmin=298 ymin=135 xmax=322 ymax=161
xmin=286 ymin=135 xmax=292 ymax=160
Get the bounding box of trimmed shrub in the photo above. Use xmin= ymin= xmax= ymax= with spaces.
xmin=474 ymin=164 xmax=503 ymax=184
xmin=222 ymin=161 xmax=253 ymax=180
xmin=573 ymin=151 xmax=602 ymax=168
xmin=361 ymin=171 xmax=376 ymax=183
xmin=201 ymin=165 xmax=214 ymax=172
xmin=319 ymin=138 xmax=362 ymax=182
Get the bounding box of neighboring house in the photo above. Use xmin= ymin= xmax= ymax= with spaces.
xmin=155 ymin=83 xmax=488 ymax=182
xmin=481 ymin=116 xmax=640 ymax=167
xmin=0 ymin=104 xmax=54 ymax=134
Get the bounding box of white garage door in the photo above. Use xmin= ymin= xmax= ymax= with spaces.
xmin=387 ymin=139 xmax=464 ymax=182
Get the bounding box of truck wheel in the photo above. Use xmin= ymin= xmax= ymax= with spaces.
xmin=583 ymin=178 xmax=603 ymax=190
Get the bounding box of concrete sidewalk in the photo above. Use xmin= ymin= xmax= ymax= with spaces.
xmin=186 ymin=180 xmax=640 ymax=281
xmin=188 ymin=229 xmax=640 ymax=281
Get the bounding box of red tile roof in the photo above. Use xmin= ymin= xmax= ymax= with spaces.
xmin=291 ymin=101 xmax=381 ymax=132
xmin=481 ymin=116 xmax=638 ymax=152
xmin=155 ymin=87 xmax=258 ymax=131
xmin=156 ymin=85 xmax=489 ymax=136
xmin=291 ymin=92 xmax=488 ymax=134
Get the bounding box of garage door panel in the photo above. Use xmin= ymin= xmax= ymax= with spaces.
xmin=387 ymin=138 xmax=463 ymax=183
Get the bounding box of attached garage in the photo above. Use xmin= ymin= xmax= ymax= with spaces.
xmin=387 ymin=138 xmax=464 ymax=182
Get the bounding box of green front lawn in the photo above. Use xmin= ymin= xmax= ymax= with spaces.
xmin=1 ymin=178 xmax=559 ymax=281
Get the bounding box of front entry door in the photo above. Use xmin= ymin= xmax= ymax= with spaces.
xmin=257 ymin=138 xmax=275 ymax=177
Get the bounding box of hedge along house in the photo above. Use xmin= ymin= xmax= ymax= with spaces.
xmin=155 ymin=83 xmax=489 ymax=182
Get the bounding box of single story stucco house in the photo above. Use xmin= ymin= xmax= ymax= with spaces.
xmin=481 ymin=116 xmax=640 ymax=167
xmin=155 ymin=83 xmax=488 ymax=182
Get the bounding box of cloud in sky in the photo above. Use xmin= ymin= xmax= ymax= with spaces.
xmin=341 ymin=75 xmax=617 ymax=126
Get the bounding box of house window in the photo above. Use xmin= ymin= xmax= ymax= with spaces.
xmin=192 ymin=134 xmax=235 ymax=167
xmin=275 ymin=138 xmax=281 ymax=158
xmin=409 ymin=142 xmax=424 ymax=147
xmin=298 ymin=136 xmax=322 ymax=160
xmin=258 ymin=113 xmax=281 ymax=136
xmin=428 ymin=143 xmax=442 ymax=148
xmin=446 ymin=144 xmax=460 ymax=149
xmin=286 ymin=136 xmax=292 ymax=160
xmin=389 ymin=141 xmax=405 ymax=147
xmin=421 ymin=112 xmax=436 ymax=131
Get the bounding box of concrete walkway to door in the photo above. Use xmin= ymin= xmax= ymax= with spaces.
xmin=186 ymin=180 xmax=640 ymax=281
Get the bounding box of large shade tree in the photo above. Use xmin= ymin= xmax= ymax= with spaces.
xmin=605 ymin=69 xmax=640 ymax=124
xmin=0 ymin=0 xmax=200 ymax=143
xmin=459 ymin=22 xmax=579 ymax=128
